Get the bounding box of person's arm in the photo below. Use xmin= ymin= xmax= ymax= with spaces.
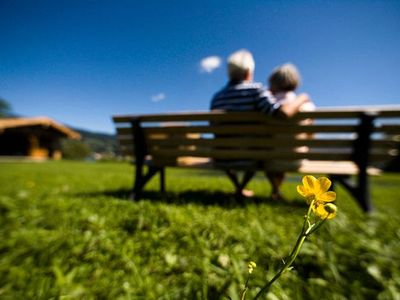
xmin=278 ymin=93 xmax=311 ymax=118
xmin=255 ymin=89 xmax=281 ymax=115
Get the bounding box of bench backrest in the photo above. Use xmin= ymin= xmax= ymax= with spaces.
xmin=113 ymin=107 xmax=400 ymax=170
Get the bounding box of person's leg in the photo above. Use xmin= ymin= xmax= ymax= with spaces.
xmin=226 ymin=169 xmax=255 ymax=197
xmin=241 ymin=170 xmax=255 ymax=197
xmin=266 ymin=171 xmax=286 ymax=200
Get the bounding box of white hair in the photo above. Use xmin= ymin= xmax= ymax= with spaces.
xmin=227 ymin=49 xmax=255 ymax=81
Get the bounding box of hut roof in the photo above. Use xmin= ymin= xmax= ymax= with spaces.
xmin=0 ymin=117 xmax=81 ymax=139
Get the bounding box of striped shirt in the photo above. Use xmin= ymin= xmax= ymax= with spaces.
xmin=210 ymin=81 xmax=281 ymax=115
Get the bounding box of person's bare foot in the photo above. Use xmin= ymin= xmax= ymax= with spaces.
xmin=241 ymin=189 xmax=254 ymax=197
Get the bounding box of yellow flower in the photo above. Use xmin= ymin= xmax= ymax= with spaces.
xmin=297 ymin=175 xmax=337 ymax=219
xmin=248 ymin=261 xmax=256 ymax=274
xmin=297 ymin=175 xmax=336 ymax=203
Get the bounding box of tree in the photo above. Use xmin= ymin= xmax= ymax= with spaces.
xmin=0 ymin=98 xmax=11 ymax=117
xmin=61 ymin=139 xmax=92 ymax=160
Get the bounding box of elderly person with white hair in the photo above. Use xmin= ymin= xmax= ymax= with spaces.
xmin=210 ymin=49 xmax=311 ymax=200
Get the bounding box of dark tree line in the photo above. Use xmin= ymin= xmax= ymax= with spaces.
xmin=0 ymin=98 xmax=11 ymax=117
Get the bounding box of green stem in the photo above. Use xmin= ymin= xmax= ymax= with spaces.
xmin=306 ymin=218 xmax=326 ymax=236
xmin=253 ymin=232 xmax=307 ymax=299
xmin=240 ymin=287 xmax=248 ymax=300
xmin=288 ymin=199 xmax=314 ymax=258
xmin=253 ymin=200 xmax=315 ymax=300
xmin=240 ymin=273 xmax=251 ymax=300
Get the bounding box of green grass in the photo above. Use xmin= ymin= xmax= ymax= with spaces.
xmin=0 ymin=161 xmax=399 ymax=299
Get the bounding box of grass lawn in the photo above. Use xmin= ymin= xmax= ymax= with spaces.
xmin=0 ymin=161 xmax=399 ymax=299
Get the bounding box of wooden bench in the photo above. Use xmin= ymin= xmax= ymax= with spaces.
xmin=113 ymin=106 xmax=400 ymax=212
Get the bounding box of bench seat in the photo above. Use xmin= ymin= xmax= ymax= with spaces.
xmin=150 ymin=157 xmax=382 ymax=176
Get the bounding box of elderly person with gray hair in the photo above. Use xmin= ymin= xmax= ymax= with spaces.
xmin=268 ymin=63 xmax=316 ymax=112
xmin=210 ymin=49 xmax=311 ymax=200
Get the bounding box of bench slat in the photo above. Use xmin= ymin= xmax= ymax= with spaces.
xmin=142 ymin=124 xmax=359 ymax=135
xmin=146 ymin=137 xmax=354 ymax=148
xmin=148 ymin=137 xmax=400 ymax=150
xmin=119 ymin=136 xmax=398 ymax=150
xmin=113 ymin=107 xmax=400 ymax=123
xmin=148 ymin=148 xmax=354 ymax=160
xmin=375 ymin=125 xmax=400 ymax=134
xmin=148 ymin=147 xmax=395 ymax=161
xmin=116 ymin=127 xmax=133 ymax=135
xmin=148 ymin=157 xmax=382 ymax=176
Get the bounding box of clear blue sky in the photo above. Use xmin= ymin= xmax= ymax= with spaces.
xmin=1 ymin=0 xmax=399 ymax=133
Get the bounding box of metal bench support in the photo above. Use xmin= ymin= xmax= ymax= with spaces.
xmin=130 ymin=119 xmax=165 ymax=200
xmin=332 ymin=113 xmax=375 ymax=212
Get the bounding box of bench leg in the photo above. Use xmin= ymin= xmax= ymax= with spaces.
xmin=331 ymin=173 xmax=372 ymax=212
xmin=357 ymin=169 xmax=372 ymax=212
xmin=160 ymin=167 xmax=165 ymax=193
xmin=131 ymin=162 xmax=144 ymax=200
xmin=131 ymin=166 xmax=162 ymax=200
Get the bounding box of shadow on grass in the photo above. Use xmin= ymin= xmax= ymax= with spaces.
xmin=75 ymin=188 xmax=307 ymax=210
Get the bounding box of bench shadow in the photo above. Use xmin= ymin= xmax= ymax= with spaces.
xmin=75 ymin=188 xmax=307 ymax=209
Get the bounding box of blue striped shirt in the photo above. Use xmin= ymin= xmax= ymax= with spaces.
xmin=210 ymin=81 xmax=281 ymax=115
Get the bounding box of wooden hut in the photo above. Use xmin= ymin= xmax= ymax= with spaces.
xmin=0 ymin=117 xmax=80 ymax=160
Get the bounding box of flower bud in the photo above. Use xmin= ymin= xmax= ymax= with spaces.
xmin=324 ymin=203 xmax=337 ymax=214
xmin=248 ymin=261 xmax=256 ymax=274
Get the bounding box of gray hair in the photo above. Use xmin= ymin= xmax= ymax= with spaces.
xmin=227 ymin=49 xmax=255 ymax=81
xmin=268 ymin=63 xmax=301 ymax=92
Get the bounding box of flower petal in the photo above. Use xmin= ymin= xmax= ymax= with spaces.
xmin=302 ymin=175 xmax=318 ymax=192
xmin=297 ymin=185 xmax=309 ymax=197
xmin=317 ymin=191 xmax=336 ymax=202
xmin=318 ymin=177 xmax=331 ymax=193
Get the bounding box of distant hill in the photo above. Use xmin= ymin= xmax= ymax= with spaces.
xmin=72 ymin=127 xmax=119 ymax=156
xmin=60 ymin=127 xmax=121 ymax=160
